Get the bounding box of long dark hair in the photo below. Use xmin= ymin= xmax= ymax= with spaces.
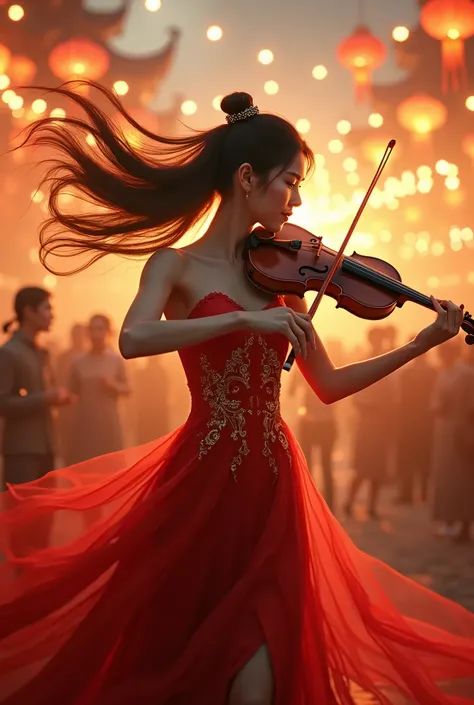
xmin=2 ymin=286 xmax=50 ymax=334
xmin=17 ymin=81 xmax=314 ymax=274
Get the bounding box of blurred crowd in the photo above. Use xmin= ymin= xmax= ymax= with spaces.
xmin=285 ymin=323 xmax=474 ymax=543
xmin=1 ymin=286 xmax=473 ymax=548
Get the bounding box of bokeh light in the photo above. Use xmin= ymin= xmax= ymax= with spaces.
xmin=368 ymin=112 xmax=384 ymax=128
xmin=144 ymin=0 xmax=161 ymax=10
xmin=336 ymin=120 xmax=351 ymax=135
xmin=50 ymin=107 xmax=66 ymax=118
xmin=113 ymin=80 xmax=129 ymax=96
xmin=296 ymin=118 xmax=310 ymax=134
xmin=392 ymin=26 xmax=409 ymax=42
xmin=31 ymin=98 xmax=47 ymax=114
xmin=258 ymin=49 xmax=274 ymax=65
xmin=207 ymin=25 xmax=223 ymax=41
xmin=328 ymin=139 xmax=343 ymax=153
xmin=466 ymin=96 xmax=474 ymax=111
xmin=264 ymin=80 xmax=279 ymax=95
xmin=212 ymin=95 xmax=223 ymax=111
xmin=312 ymin=65 xmax=328 ymax=80
xmin=181 ymin=99 xmax=197 ymax=116
xmin=8 ymin=4 xmax=24 ymax=21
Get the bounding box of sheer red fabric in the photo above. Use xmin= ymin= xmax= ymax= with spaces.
xmin=1 ymin=292 xmax=474 ymax=705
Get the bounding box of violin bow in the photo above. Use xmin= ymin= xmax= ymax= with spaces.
xmin=283 ymin=139 xmax=396 ymax=372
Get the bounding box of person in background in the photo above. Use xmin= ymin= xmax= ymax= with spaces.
xmin=0 ymin=286 xmax=72 ymax=551
xmin=132 ymin=355 xmax=171 ymax=444
xmin=431 ymin=339 xmax=472 ymax=541
xmin=344 ymin=327 xmax=397 ymax=519
xmin=55 ymin=322 xmax=87 ymax=466
xmin=65 ymin=314 xmax=131 ymax=467
xmin=394 ymin=336 xmax=437 ymax=505
xmin=289 ymin=371 xmax=337 ymax=512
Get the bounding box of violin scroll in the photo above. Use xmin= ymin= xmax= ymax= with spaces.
xmin=462 ymin=311 xmax=474 ymax=345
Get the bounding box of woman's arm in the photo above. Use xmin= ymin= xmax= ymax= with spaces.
xmin=119 ymin=249 xmax=247 ymax=359
xmin=285 ymin=294 xmax=463 ymax=405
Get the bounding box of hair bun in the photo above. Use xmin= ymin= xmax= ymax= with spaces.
xmin=220 ymin=92 xmax=253 ymax=117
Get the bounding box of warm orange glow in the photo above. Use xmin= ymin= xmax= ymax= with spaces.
xmin=337 ymin=25 xmax=386 ymax=102
xmin=466 ymin=95 xmax=474 ymax=110
xmin=8 ymin=55 xmax=36 ymax=84
xmin=49 ymin=38 xmax=110 ymax=81
xmin=361 ymin=134 xmax=397 ymax=164
xmin=420 ymin=0 xmax=474 ymax=91
xmin=462 ymin=132 xmax=474 ymax=159
xmin=0 ymin=44 xmax=11 ymax=74
xmin=396 ymin=94 xmax=447 ymax=138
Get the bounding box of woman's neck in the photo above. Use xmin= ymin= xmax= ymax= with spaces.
xmin=193 ymin=199 xmax=253 ymax=263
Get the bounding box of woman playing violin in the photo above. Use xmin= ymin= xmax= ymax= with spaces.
xmin=1 ymin=86 xmax=474 ymax=705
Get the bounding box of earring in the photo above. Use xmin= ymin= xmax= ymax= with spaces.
xmin=245 ymin=191 xmax=250 ymax=200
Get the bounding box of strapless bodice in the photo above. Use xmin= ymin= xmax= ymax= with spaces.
xmin=178 ymin=292 xmax=291 ymax=481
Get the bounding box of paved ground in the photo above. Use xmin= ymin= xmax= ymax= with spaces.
xmin=331 ymin=468 xmax=474 ymax=613
xmin=314 ymin=466 xmax=474 ymax=703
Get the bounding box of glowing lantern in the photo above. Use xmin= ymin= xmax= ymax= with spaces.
xmin=420 ymin=0 xmax=474 ymax=92
xmin=0 ymin=43 xmax=11 ymax=73
xmin=337 ymin=25 xmax=386 ymax=102
xmin=48 ymin=38 xmax=110 ymax=81
xmin=396 ymin=93 xmax=447 ymax=140
xmin=8 ymin=55 xmax=36 ymax=84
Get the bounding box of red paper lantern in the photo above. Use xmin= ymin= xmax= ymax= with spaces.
xmin=396 ymin=93 xmax=447 ymax=139
xmin=48 ymin=38 xmax=110 ymax=82
xmin=420 ymin=0 xmax=474 ymax=91
xmin=0 ymin=43 xmax=11 ymax=73
xmin=8 ymin=55 xmax=36 ymax=85
xmin=337 ymin=25 xmax=386 ymax=102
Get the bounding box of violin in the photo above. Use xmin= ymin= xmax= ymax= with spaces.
xmin=245 ymin=140 xmax=474 ymax=372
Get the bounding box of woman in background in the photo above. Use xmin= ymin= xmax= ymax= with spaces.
xmin=66 ymin=314 xmax=130 ymax=466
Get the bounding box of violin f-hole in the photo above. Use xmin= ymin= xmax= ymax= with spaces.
xmin=299 ymin=265 xmax=330 ymax=276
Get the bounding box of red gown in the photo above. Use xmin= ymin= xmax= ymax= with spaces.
xmin=1 ymin=292 xmax=474 ymax=705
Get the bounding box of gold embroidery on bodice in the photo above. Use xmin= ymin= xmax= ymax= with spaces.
xmin=198 ymin=335 xmax=291 ymax=482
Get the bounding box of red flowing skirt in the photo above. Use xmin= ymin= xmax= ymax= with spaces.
xmin=1 ymin=416 xmax=474 ymax=704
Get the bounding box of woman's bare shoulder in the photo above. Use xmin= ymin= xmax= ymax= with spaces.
xmin=139 ymin=247 xmax=186 ymax=287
